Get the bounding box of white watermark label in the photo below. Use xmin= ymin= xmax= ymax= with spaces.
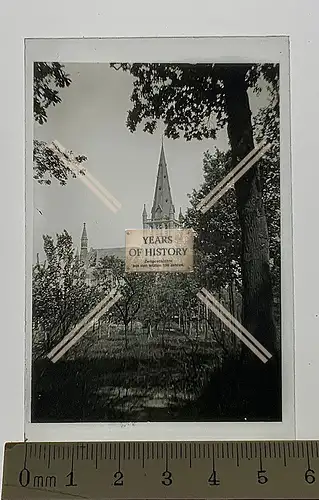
xmin=125 ymin=228 xmax=194 ymax=273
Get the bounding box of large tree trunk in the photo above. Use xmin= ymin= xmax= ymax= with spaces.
xmin=222 ymin=65 xmax=276 ymax=353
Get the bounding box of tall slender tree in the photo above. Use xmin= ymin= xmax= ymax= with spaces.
xmin=93 ymin=255 xmax=150 ymax=347
xmin=32 ymin=231 xmax=99 ymax=353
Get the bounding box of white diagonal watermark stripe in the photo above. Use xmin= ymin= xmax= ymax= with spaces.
xmin=200 ymin=287 xmax=272 ymax=360
xmin=196 ymin=139 xmax=266 ymax=211
xmin=197 ymin=140 xmax=270 ymax=214
xmin=49 ymin=140 xmax=121 ymax=213
xmin=70 ymin=165 xmax=120 ymax=213
xmin=50 ymin=292 xmax=122 ymax=364
xmin=47 ymin=288 xmax=120 ymax=360
xmin=82 ymin=170 xmax=121 ymax=210
xmin=201 ymin=143 xmax=271 ymax=214
xmin=197 ymin=291 xmax=268 ymax=363
xmin=197 ymin=288 xmax=272 ymax=363
xmin=47 ymin=289 xmax=122 ymax=363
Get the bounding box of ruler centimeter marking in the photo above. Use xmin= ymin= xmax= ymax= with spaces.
xmin=9 ymin=442 xmax=221 ymax=462
xmin=3 ymin=441 xmax=319 ymax=500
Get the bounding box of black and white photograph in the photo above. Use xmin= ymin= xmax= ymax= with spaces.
xmin=27 ymin=39 xmax=292 ymax=428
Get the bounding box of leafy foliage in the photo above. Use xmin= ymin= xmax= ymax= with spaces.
xmin=93 ymin=256 xmax=151 ymax=344
xmin=110 ymin=62 xmax=278 ymax=140
xmin=34 ymin=62 xmax=72 ymax=125
xmin=32 ymin=231 xmax=99 ymax=354
xmin=184 ymin=149 xmax=241 ymax=292
xmin=33 ymin=140 xmax=87 ymax=185
xmin=93 ymin=256 xmax=202 ymax=339
xmin=183 ymin=83 xmax=280 ymax=331
xmin=139 ymin=272 xmax=200 ymax=334
xmin=33 ymin=62 xmax=88 ymax=185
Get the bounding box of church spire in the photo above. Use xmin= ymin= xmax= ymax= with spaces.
xmin=142 ymin=204 xmax=148 ymax=228
xmin=80 ymin=222 xmax=88 ymax=263
xmin=151 ymin=139 xmax=174 ymax=221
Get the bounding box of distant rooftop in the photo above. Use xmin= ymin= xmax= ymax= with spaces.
xmin=90 ymin=247 xmax=125 ymax=265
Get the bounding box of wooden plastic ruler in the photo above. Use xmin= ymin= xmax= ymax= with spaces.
xmin=2 ymin=441 xmax=319 ymax=499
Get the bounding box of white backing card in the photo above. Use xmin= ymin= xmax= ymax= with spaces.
xmin=25 ymin=36 xmax=294 ymax=441
xmin=3 ymin=4 xmax=319 ymax=479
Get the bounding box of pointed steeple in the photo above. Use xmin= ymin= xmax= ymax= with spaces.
xmin=80 ymin=222 xmax=88 ymax=263
xmin=142 ymin=204 xmax=148 ymax=228
xmin=151 ymin=139 xmax=174 ymax=221
xmin=81 ymin=222 xmax=88 ymax=242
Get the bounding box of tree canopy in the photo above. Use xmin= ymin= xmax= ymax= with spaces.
xmin=184 ymin=148 xmax=241 ymax=292
xmin=93 ymin=255 xmax=150 ymax=346
xmin=32 ymin=231 xmax=99 ymax=353
xmin=34 ymin=62 xmax=72 ymax=125
xmin=111 ymin=62 xmax=278 ymax=142
xmin=33 ymin=62 xmax=87 ymax=185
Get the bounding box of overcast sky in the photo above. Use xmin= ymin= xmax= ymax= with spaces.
xmin=33 ymin=63 xmax=269 ymax=262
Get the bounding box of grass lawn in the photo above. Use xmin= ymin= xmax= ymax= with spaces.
xmin=31 ymin=325 xmax=282 ymax=422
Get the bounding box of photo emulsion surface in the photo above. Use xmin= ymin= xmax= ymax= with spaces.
xmin=31 ymin=60 xmax=282 ymax=423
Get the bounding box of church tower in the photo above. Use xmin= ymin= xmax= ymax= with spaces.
xmin=142 ymin=140 xmax=182 ymax=229
xmin=80 ymin=222 xmax=88 ymax=263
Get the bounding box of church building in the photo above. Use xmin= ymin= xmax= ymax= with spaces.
xmin=79 ymin=141 xmax=183 ymax=278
